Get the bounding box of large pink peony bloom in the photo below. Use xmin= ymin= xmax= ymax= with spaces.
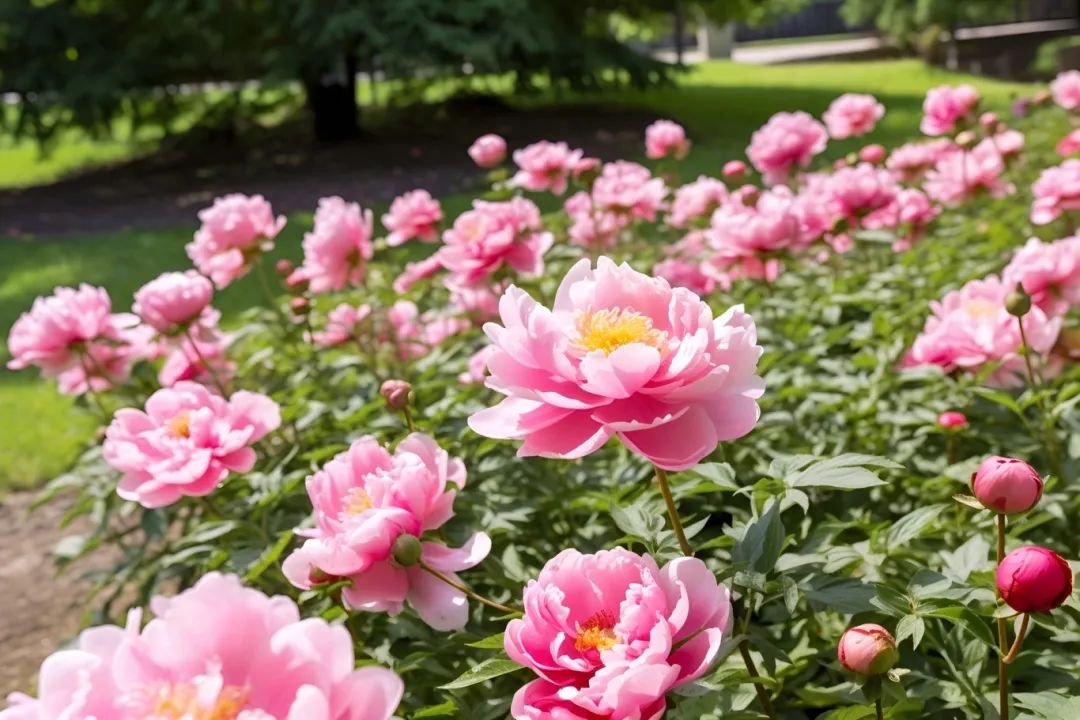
xmin=1057 ymin=129 xmax=1080 ymax=157
xmin=512 ymin=141 xmax=586 ymax=194
xmin=282 ymin=433 xmax=491 ymax=631
xmin=924 ymin=140 xmax=1013 ymax=205
xmin=667 ymin=176 xmax=727 ymax=228
xmin=313 ymin=303 xmax=372 ymax=347
xmin=1030 ymin=159 xmax=1080 ymax=225
xmin=1003 ymin=235 xmax=1080 ymax=315
xmin=468 ymin=257 xmax=764 ymax=470
xmin=103 ymin=381 xmax=281 ymax=507
xmin=921 ymin=84 xmax=980 ymax=136
xmin=645 ymin=119 xmax=690 ymax=160
xmin=469 ymin=133 xmax=508 ymax=168
xmin=133 ymin=270 xmax=214 ymax=335
xmin=591 ymin=161 xmax=668 ymax=221
xmin=1051 ymin=70 xmax=1080 ymax=111
xmin=505 ymin=548 xmax=732 ymax=720
xmin=825 ymin=162 xmax=899 ymax=223
xmin=437 ymin=198 xmax=554 ymax=285
xmin=823 ymin=93 xmax=885 ymax=139
xmin=297 ymin=196 xmax=375 ymax=293
xmin=709 ymin=185 xmax=805 ymax=262
xmin=7 ymin=284 xmax=149 ymax=395
xmin=186 ymin=194 xmax=286 ymax=288
xmin=903 ymin=276 xmax=1061 ymax=387
xmin=0 ymin=573 xmax=403 ymax=720
xmin=746 ymin=111 xmax=828 ymax=185
xmin=382 ymin=189 xmax=443 ymax=247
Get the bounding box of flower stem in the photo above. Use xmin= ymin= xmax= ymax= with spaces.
xmin=183 ymin=327 xmax=229 ymax=396
xmin=401 ymin=405 xmax=416 ymax=433
xmin=876 ymin=698 xmax=885 ymax=720
xmin=253 ymin=257 xmax=292 ymax=331
xmin=1017 ymin=317 xmax=1063 ymax=480
xmin=1002 ymin=614 xmax=1030 ymax=665
xmin=418 ymin=560 xmax=518 ymax=616
xmin=996 ymin=513 xmax=1010 ymax=720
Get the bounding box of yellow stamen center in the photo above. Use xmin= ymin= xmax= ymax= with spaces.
xmin=149 ymin=683 xmax=249 ymax=720
xmin=574 ymin=610 xmax=620 ymax=653
xmin=963 ymin=299 xmax=999 ymax=319
xmin=344 ymin=487 xmax=374 ymax=515
xmin=574 ymin=308 xmax=667 ymax=355
xmin=167 ymin=411 xmax=192 ymax=438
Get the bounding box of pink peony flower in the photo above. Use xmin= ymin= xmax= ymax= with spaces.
xmin=468 ymin=257 xmax=764 ymax=470
xmin=591 ymin=161 xmax=668 ymax=221
xmin=722 ymin=160 xmax=747 ymax=179
xmin=653 ymin=258 xmax=717 ymax=296
xmin=296 ymin=196 xmax=374 ymax=293
xmin=446 ymin=276 xmax=501 ymax=321
xmin=1003 ymin=235 xmax=1080 ymax=315
xmin=186 ymin=194 xmax=286 ymax=288
xmin=937 ymin=410 xmax=968 ymax=429
xmin=709 ymin=185 xmax=804 ymax=259
xmin=837 ymin=624 xmax=899 ymax=675
xmin=460 ymin=345 xmax=497 ymax=384
xmin=7 ymin=284 xmax=149 ymax=395
xmin=997 ymin=546 xmax=1074 ymax=613
xmin=859 ymin=144 xmax=886 ymax=164
xmin=667 ymin=176 xmax=728 ymax=228
xmin=469 ymin=133 xmax=508 ymax=168
xmin=0 ymin=572 xmax=404 ymax=720
xmin=437 ymin=198 xmax=554 ymax=285
xmin=746 ymin=111 xmax=828 ymax=185
xmin=103 ymin=381 xmax=281 ymax=507
xmin=921 ymin=84 xmax=980 ymax=136
xmin=863 ymin=188 xmax=940 ymax=251
xmin=886 ymin=139 xmax=956 ymax=181
xmin=158 ymin=324 xmax=235 ymax=389
xmin=133 ymin=270 xmax=214 ymax=335
xmin=282 ymin=433 xmax=491 ymax=630
xmin=313 ymin=303 xmax=372 ymax=347
xmin=382 ymin=189 xmax=443 ymax=247
xmin=645 ymin=119 xmax=691 ymax=160
xmin=825 ymin=163 xmax=899 ymax=223
xmin=564 ymin=192 xmax=628 ymax=250
xmin=971 ymin=455 xmax=1043 ymax=514
xmin=512 ymin=141 xmax=585 ymax=194
xmin=1051 ymin=70 xmax=1080 ymax=111
xmin=1058 ymin=129 xmax=1080 ymax=157
xmin=1030 ymin=159 xmax=1080 ymax=225
xmin=505 ymin=548 xmax=732 ymax=720
xmin=392 ymin=254 xmax=442 ymax=294
xmin=823 ymin=93 xmax=885 ymax=139
xmin=903 ymin=275 xmax=1061 ymax=387
xmin=924 ymin=140 xmax=1013 ymax=205
xmin=992 ymin=129 xmax=1025 ymax=158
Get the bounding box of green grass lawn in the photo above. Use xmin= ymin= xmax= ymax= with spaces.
xmin=0 ymin=59 xmax=1037 ymax=491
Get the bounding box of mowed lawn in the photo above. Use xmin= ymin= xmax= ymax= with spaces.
xmin=0 ymin=60 xmax=1035 ymax=490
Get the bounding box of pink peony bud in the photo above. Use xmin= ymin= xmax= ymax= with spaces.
xmin=937 ymin=411 xmax=968 ymax=429
xmin=997 ymin=546 xmax=1074 ymax=612
xmin=289 ymin=297 xmax=310 ymax=315
xmin=468 ymin=134 xmax=507 ymax=168
xmin=837 ymin=624 xmax=899 ymax=675
xmin=275 ymin=258 xmax=295 ymax=277
xmin=972 ymin=456 xmax=1043 ymax=513
xmin=722 ymin=160 xmax=746 ymax=179
xmin=285 ymin=269 xmax=310 ymax=294
xmin=979 ymin=111 xmax=999 ymax=130
xmin=859 ymin=144 xmax=886 ymax=164
xmin=380 ymin=379 xmax=412 ymax=410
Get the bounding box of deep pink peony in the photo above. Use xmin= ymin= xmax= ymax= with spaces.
xmin=1003 ymin=235 xmax=1080 ymax=315
xmin=133 ymin=270 xmax=214 ymax=335
xmin=282 ymin=433 xmax=491 ymax=630
xmin=937 ymin=410 xmax=968 ymax=429
xmin=0 ymin=572 xmax=403 ymax=720
xmin=746 ymin=111 xmax=828 ymax=185
xmin=313 ymin=303 xmax=372 ymax=347
xmin=103 ymin=381 xmax=281 ymax=507
xmin=823 ymin=93 xmax=885 ymax=139
xmin=859 ymin=143 xmax=886 ymax=164
xmin=863 ymin=188 xmax=940 ymax=251
xmin=468 ymin=257 xmax=764 ymax=470
xmin=903 ymin=275 xmax=1061 ymax=387
xmin=591 ymin=161 xmax=668 ymax=221
xmin=382 ymin=189 xmax=443 ymax=247
xmin=437 ymin=198 xmax=554 ymax=285
xmin=924 ymin=140 xmax=1013 ymax=205
xmin=1030 ymin=159 xmax=1080 ymax=225
xmin=297 ymin=196 xmax=375 ymax=293
xmin=921 ymin=84 xmax=980 ymax=136
xmin=7 ymin=284 xmax=149 ymax=395
xmin=645 ymin=119 xmax=690 ymax=160
xmin=512 ymin=141 xmax=585 ymax=194
xmin=997 ymin=546 xmax=1074 ymax=613
xmin=186 ymin=194 xmax=286 ymax=288
xmin=667 ymin=176 xmax=728 ymax=228
xmin=469 ymin=133 xmax=508 ymax=168
xmin=1051 ymin=70 xmax=1080 ymax=111
xmin=1058 ymin=129 xmax=1080 ymax=157
xmin=505 ymin=548 xmax=732 ymax=720
xmin=653 ymin=258 xmax=717 ymax=297
xmin=971 ymin=455 xmax=1043 ymax=514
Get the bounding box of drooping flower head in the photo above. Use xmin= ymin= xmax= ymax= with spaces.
xmin=296 ymin=196 xmax=375 ymax=293
xmin=437 ymin=198 xmax=554 ymax=285
xmin=645 ymin=119 xmax=691 ymax=160
xmin=133 ymin=270 xmax=214 ymax=335
xmin=505 ymin=548 xmax=732 ymax=720
xmin=186 ymin=194 xmax=286 ymax=288
xmin=103 ymin=381 xmax=281 ymax=507
xmin=469 ymin=257 xmax=764 ymax=470
xmin=823 ymin=93 xmax=885 ymax=139
xmin=1051 ymin=69 xmax=1080 ymax=111
xmin=283 ymin=433 xmax=491 ymax=630
xmin=382 ymin=189 xmax=443 ymax=247
xmin=469 ymin=133 xmax=508 ymax=168
xmin=1030 ymin=159 xmax=1080 ymax=225
xmin=921 ymin=84 xmax=980 ymax=136
xmin=746 ymin=111 xmax=828 ymax=185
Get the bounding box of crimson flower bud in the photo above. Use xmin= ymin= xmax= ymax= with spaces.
xmin=380 ymin=379 xmax=412 ymax=410
xmin=722 ymin=160 xmax=746 ymax=179
xmin=838 ymin=624 xmax=899 ymax=675
xmin=997 ymin=546 xmax=1073 ymax=613
xmin=937 ymin=411 xmax=968 ymax=429
xmin=971 ymin=456 xmax=1043 ymax=514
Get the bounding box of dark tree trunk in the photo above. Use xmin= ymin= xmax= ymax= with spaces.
xmin=303 ymin=51 xmax=359 ymax=143
xmin=673 ymin=0 xmax=685 ymax=65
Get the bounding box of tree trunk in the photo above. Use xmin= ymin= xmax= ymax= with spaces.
xmin=303 ymin=51 xmax=359 ymax=143
xmin=674 ymin=0 xmax=685 ymax=65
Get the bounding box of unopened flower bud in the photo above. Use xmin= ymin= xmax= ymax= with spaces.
xmin=308 ymin=567 xmax=340 ymax=586
xmin=1033 ymin=90 xmax=1052 ymax=105
xmin=285 ymin=270 xmax=310 ymax=295
xmin=997 ymin=546 xmax=1073 ymax=613
xmin=956 ymin=130 xmax=977 ymax=148
xmin=275 ymin=259 xmax=295 ymax=278
xmin=838 ymin=624 xmax=899 ymax=675
xmin=937 ymin=411 xmax=968 ymax=429
xmin=1005 ymin=282 xmax=1031 ymax=317
xmin=859 ymin=144 xmax=886 ymax=164
xmin=979 ymin=111 xmax=999 ymax=130
xmin=290 ymin=297 xmax=310 ymax=315
xmin=971 ymin=456 xmax=1043 ymax=514
xmin=722 ymin=160 xmax=747 ymax=179
xmin=380 ymin=379 xmax=412 ymax=410
xmin=391 ymin=534 xmax=422 ymax=567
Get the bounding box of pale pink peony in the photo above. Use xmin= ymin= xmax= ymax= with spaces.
xmin=591 ymin=161 xmax=668 ymax=221
xmin=468 ymin=257 xmax=764 ymax=470
xmin=186 ymin=194 xmax=286 ymax=288
xmin=469 ymin=133 xmax=508 ymax=168
xmin=446 ymin=276 xmax=502 ymax=321
xmin=825 ymin=163 xmax=900 ymax=223
xmin=924 ymin=140 xmax=1013 ymax=205
xmin=886 ymin=139 xmax=957 ymax=181
xmin=1057 ymin=129 xmax=1080 ymax=157
xmin=653 ymin=258 xmax=717 ymax=296
xmin=505 ymin=548 xmax=732 ymax=720
xmin=1051 ymin=70 xmax=1080 ymax=111
xmin=512 ymin=141 xmax=585 ymax=194
xmin=1003 ymin=235 xmax=1080 ymax=315
xmin=313 ymin=303 xmax=372 ymax=347
xmin=103 ymin=381 xmax=281 ymax=507
xmin=297 ymin=196 xmax=374 ymax=293
xmin=645 ymin=119 xmax=691 ymax=160
xmin=0 ymin=572 xmax=404 ymax=720
xmin=862 ymin=188 xmax=940 ymax=251
xmin=133 ymin=270 xmax=214 ymax=335
xmin=991 ymin=129 xmax=1025 ymax=158
xmin=921 ymin=84 xmax=980 ymax=136
xmin=746 ymin=111 xmax=828 ymax=185
xmin=564 ymin=192 xmax=628 ymax=250
xmin=158 ymin=325 xmax=236 ymax=389
xmin=382 ymin=189 xmax=443 ymax=247
xmin=1030 ymin=159 xmax=1080 ymax=225
xmin=437 ymin=198 xmax=554 ymax=285
xmin=7 ymin=284 xmax=149 ymax=395
xmin=460 ymin=345 xmax=497 ymax=384
xmin=282 ymin=433 xmax=491 ymax=631
xmin=387 ymin=300 xmax=424 ymax=359
xmin=709 ymin=185 xmax=804 ymax=256
xmin=823 ymin=93 xmax=885 ymax=139
xmin=667 ymin=176 xmax=728 ymax=228
xmin=392 ymin=254 xmax=442 ymax=294
xmin=903 ymin=275 xmax=1061 ymax=387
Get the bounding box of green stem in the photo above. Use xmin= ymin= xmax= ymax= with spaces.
xmin=996 ymin=513 xmax=1010 ymax=720
xmin=418 ymin=561 xmax=518 ymax=615
xmin=653 ymin=465 xmax=692 ymax=556
xmin=401 ymin=405 xmax=416 ymax=433
xmin=1002 ymin=614 xmax=1030 ymax=665
xmin=1017 ymin=317 xmax=1063 ymax=480
xmin=253 ymin=257 xmax=292 ymax=330
xmin=183 ymin=327 xmax=229 ymax=396
xmin=876 ymin=698 xmax=885 ymax=720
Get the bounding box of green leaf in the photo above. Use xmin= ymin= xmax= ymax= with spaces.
xmin=413 ymin=700 xmax=458 ymax=718
xmin=886 ymin=504 xmax=948 ymax=549
xmin=244 ymin=530 xmax=293 ymax=582
xmin=922 ymin=606 xmax=997 ymax=649
xmin=682 ymin=462 xmax=738 ymax=492
xmin=788 ymin=453 xmax=898 ymax=490
xmin=895 ymin=614 xmax=925 ymax=649
xmin=466 ymin=632 xmax=506 ymax=649
xmin=439 ymin=656 xmax=522 ymax=690
xmin=732 ymin=500 xmax=785 ymax=575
